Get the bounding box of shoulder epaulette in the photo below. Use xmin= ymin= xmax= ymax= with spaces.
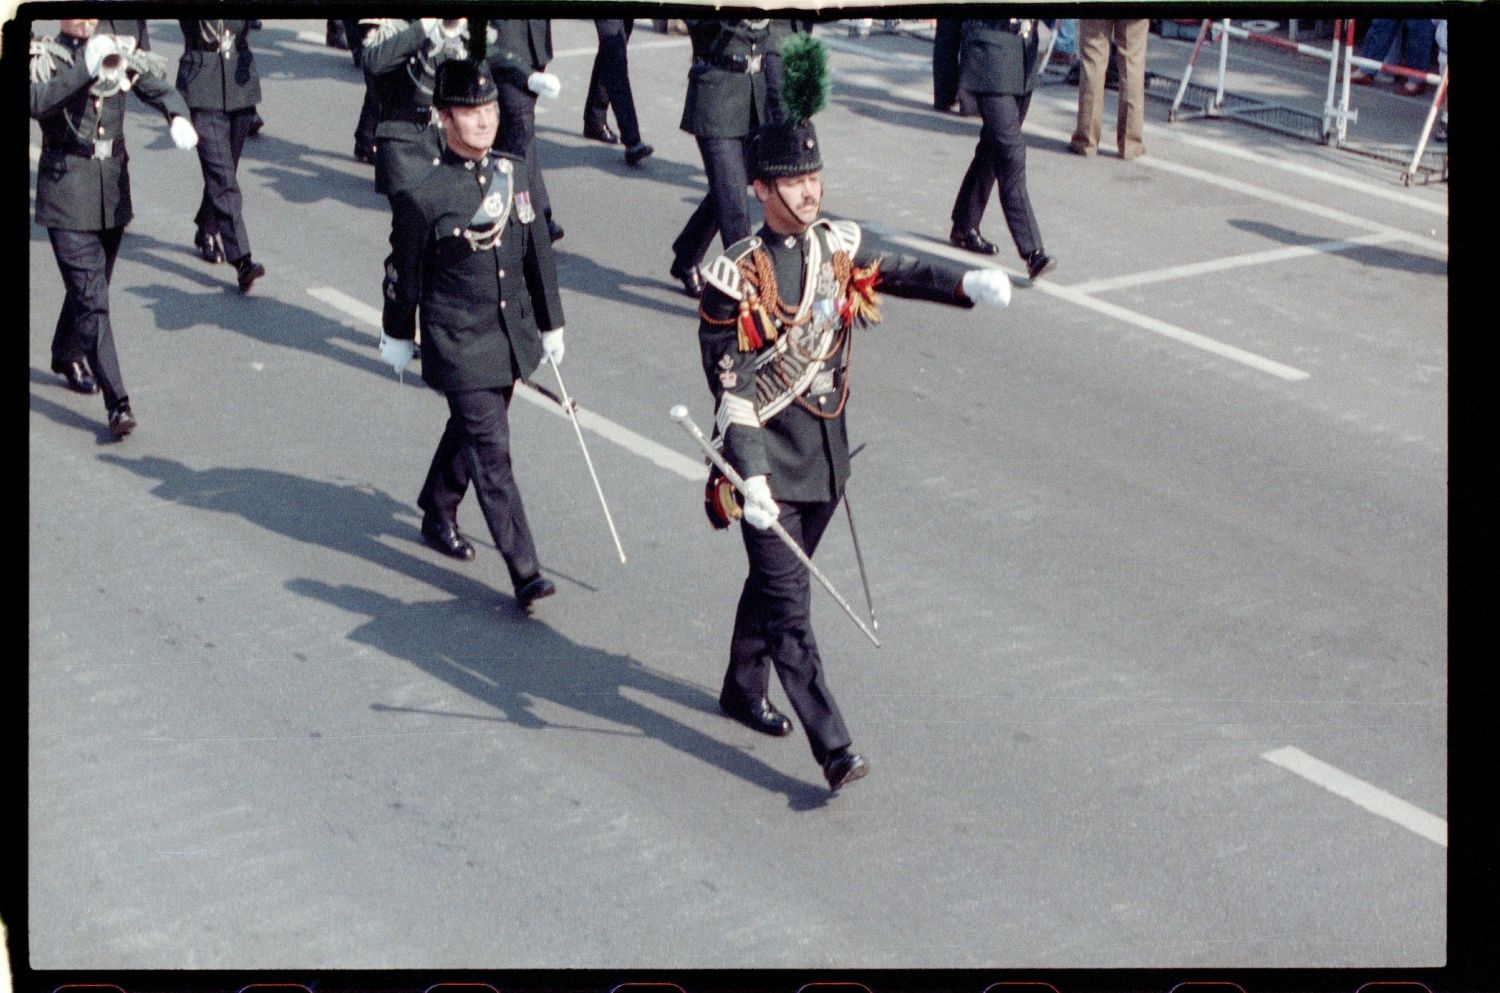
xmin=129 ymin=48 xmax=170 ymax=80
xmin=818 ymin=218 xmax=862 ymax=257
xmin=29 ymin=38 xmax=73 ymax=85
xmin=361 ymin=18 xmax=406 ymax=46
xmin=702 ymin=236 xmax=762 ymax=300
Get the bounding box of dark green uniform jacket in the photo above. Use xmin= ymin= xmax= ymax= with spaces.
xmin=30 ymin=23 xmax=189 ymax=231
xmin=383 ymin=148 xmax=565 ymax=394
xmin=698 ymin=219 xmax=973 ymax=502
xmin=359 ymin=19 xmax=455 ymax=196
xmin=679 ymin=19 xmax=786 ymax=139
xmin=176 ymin=20 xmax=262 ymax=111
xmin=957 ymin=19 xmax=1041 ymax=96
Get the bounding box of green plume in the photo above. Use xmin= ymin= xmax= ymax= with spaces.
xmin=778 ymin=33 xmax=830 ymax=124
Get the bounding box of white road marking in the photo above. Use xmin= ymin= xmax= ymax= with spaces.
xmin=1262 ymin=745 xmax=1447 ymax=847
xmin=865 ymin=225 xmax=1313 ymax=382
xmin=1067 ymin=231 xmax=1407 ymax=294
xmin=306 ymin=287 xmax=705 ymax=481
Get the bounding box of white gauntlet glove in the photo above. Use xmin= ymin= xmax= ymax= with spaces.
xmin=541 ymin=327 xmax=565 ymax=366
xmin=169 ymin=116 xmax=199 ymax=150
xmin=83 ymin=33 xmax=117 ymax=77
xmin=379 ymin=334 xmax=415 ymax=374
xmin=527 ymin=71 xmax=561 ymax=99
xmin=740 ymin=475 xmax=779 ymax=531
xmin=423 ymin=18 xmax=465 ymax=43
xmin=962 ymin=268 xmax=1012 ymax=308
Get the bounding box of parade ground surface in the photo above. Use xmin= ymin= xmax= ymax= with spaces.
xmin=26 ymin=13 xmax=1452 ymax=982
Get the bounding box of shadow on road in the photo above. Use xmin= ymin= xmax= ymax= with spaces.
xmin=91 ymin=453 xmax=833 ymax=809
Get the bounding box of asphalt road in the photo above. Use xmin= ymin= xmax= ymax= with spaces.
xmin=26 ymin=16 xmax=1448 ymax=979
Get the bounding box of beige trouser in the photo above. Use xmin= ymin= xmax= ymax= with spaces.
xmin=1070 ymin=19 xmax=1149 ymax=159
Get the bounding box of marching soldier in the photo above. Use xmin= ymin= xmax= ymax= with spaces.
xmin=694 ymin=37 xmax=1012 ymax=792
xmin=947 ymin=18 xmax=1057 ymax=282
xmin=176 ymin=19 xmax=266 ymax=292
xmin=31 ymin=18 xmax=199 ymax=437
xmin=379 ymin=58 xmax=567 ymax=610
xmin=360 ymin=17 xmax=473 ymax=198
xmin=668 ymin=18 xmax=797 ymax=298
xmin=487 ymin=19 xmax=564 ymax=243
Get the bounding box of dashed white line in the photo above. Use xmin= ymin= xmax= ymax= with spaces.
xmin=1067 ymin=230 xmax=1407 ymax=295
xmin=865 ymin=224 xmax=1313 ymax=382
xmin=1262 ymin=745 xmax=1447 ymax=847
xmin=306 ymin=286 xmax=705 ymax=481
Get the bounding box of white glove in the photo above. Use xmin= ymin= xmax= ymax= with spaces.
xmin=740 ymin=475 xmax=779 ymax=531
xmin=83 ymin=33 xmax=118 ymax=77
xmin=169 ymin=116 xmax=198 ymax=150
xmin=541 ymin=327 xmax=565 ymax=366
xmin=962 ymin=268 xmax=1012 ymax=308
xmin=379 ymin=334 xmax=415 ymax=374
xmin=527 ymin=71 xmax=561 ymax=99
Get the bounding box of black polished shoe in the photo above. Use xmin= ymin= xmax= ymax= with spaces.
xmin=949 ymin=227 xmax=999 ymax=255
xmin=823 ymin=748 xmax=869 ymax=791
xmin=235 ymin=256 xmax=266 ymax=293
xmin=420 ymin=515 xmax=475 ymax=561
xmin=669 ymin=260 xmax=704 ymax=298
xmin=624 ymin=142 xmax=654 ymax=167
xmin=516 ymin=574 xmax=557 ymax=610
xmin=1026 ymin=250 xmax=1057 ymax=282
xmin=52 ymin=359 xmax=98 ymax=394
xmin=583 ymin=121 xmax=619 ymax=144
xmin=107 ymin=400 xmax=137 ymax=439
xmin=719 ymin=695 xmax=794 ymax=737
xmin=194 ymin=228 xmax=225 ymax=264
xmin=547 ymin=219 xmax=565 ymax=244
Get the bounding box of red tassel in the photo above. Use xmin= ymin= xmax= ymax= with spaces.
xmin=737 ymin=300 xmax=763 ymax=350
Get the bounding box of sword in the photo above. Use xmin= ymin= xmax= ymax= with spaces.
xmin=549 ymin=355 xmax=627 ymax=565
xmin=845 ymin=442 xmax=877 ymax=630
xmin=670 ymin=405 xmax=881 ymax=648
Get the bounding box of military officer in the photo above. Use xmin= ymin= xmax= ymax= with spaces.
xmin=176 ymin=18 xmax=266 ymax=292
xmin=31 ymin=18 xmax=198 ymax=437
xmin=695 ymin=37 xmax=1013 ymax=792
xmin=486 ymin=19 xmax=563 ymax=243
xmin=380 ymin=58 xmax=567 ymax=610
xmin=947 ymin=18 xmax=1057 ymax=282
xmin=668 ymin=18 xmax=797 ymax=299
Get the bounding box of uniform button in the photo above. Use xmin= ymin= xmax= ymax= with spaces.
xmin=432 ymin=157 xmax=440 ymax=165
xmin=500 ymin=301 xmax=507 ymax=309
xmin=497 ymin=269 xmax=505 ymax=278
xmin=452 ymin=227 xmax=461 ymax=236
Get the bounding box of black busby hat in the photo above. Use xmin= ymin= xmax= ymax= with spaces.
xmin=751 ymin=34 xmax=830 ymax=179
xmin=433 ymin=57 xmax=498 ymax=108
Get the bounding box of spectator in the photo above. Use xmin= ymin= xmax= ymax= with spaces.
xmin=1350 ymin=19 xmax=1436 ymax=95
xmin=1068 ymin=19 xmax=1149 ymax=160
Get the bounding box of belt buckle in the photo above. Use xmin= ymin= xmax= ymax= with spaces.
xmin=746 ymin=53 xmax=762 ymax=73
xmin=92 ymin=142 xmax=112 ymax=159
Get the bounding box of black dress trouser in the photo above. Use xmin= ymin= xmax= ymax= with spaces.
xmin=48 ymin=226 xmax=128 ymax=411
xmin=418 ymin=384 xmax=540 ymax=589
xmin=950 ymin=90 xmax=1044 ymax=259
xmin=725 ymin=497 xmax=852 ymax=764
xmin=583 ymin=19 xmax=642 ymax=147
xmin=672 ymin=135 xmax=752 ymax=270
xmin=191 ymin=106 xmax=256 ymax=261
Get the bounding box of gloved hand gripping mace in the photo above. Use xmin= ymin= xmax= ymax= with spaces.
xmin=670 ymin=405 xmax=881 ymax=648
